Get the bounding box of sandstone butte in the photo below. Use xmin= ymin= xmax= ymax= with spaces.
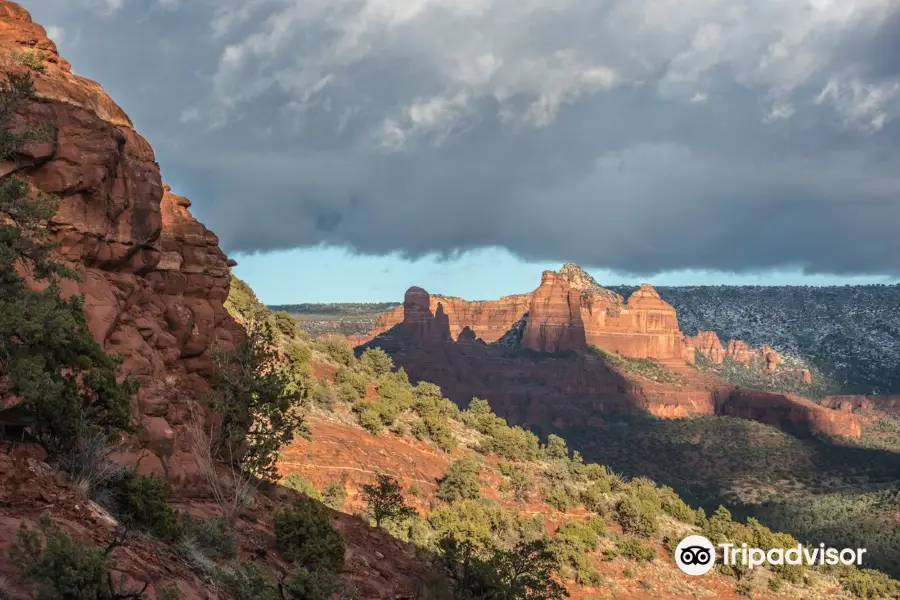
xmin=357 ymin=274 xmax=861 ymax=439
xmin=356 ymin=262 xmax=798 ymax=375
xmin=0 ymin=2 xmax=243 ymax=493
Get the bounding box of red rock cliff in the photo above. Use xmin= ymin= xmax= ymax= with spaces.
xmin=355 ymin=291 xmax=532 ymax=344
xmin=521 ymin=270 xmax=587 ymax=353
xmin=0 ymin=3 xmax=241 ymax=492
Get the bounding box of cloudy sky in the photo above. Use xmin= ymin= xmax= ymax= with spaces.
xmin=25 ymin=0 xmax=900 ymax=302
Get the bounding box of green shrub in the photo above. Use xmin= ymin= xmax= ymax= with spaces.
xmin=283 ymin=566 xmax=344 ymax=600
xmin=358 ymin=406 xmax=384 ymax=435
xmin=484 ymin=425 xmax=541 ymax=461
xmin=627 ymin=478 xmax=662 ymax=513
xmin=319 ymin=337 xmax=355 ymax=366
xmin=552 ymin=519 xmax=601 ymax=585
xmin=216 ymin=562 xmax=279 ymax=600
xmin=360 ymin=347 xmax=395 ymax=375
xmin=735 ymin=580 xmax=754 ymax=597
xmin=840 ymin=568 xmax=900 ymax=599
xmin=410 ymin=419 xmax=428 ymax=440
xmin=467 ymin=539 xmax=568 ymax=600
xmin=282 ymin=473 xmax=321 ymax=500
xmin=10 ymin=49 xmax=46 ymax=72
xmin=542 ymin=434 xmax=569 ymax=460
xmin=616 ymin=537 xmax=656 ymax=562
xmin=207 ymin=326 xmax=305 ymax=482
xmin=541 ymin=486 xmax=571 ymax=512
xmin=615 ymin=496 xmax=659 ymax=538
xmin=337 ymin=368 xmax=369 ymax=399
xmin=423 ymin=414 xmax=456 ymax=452
xmin=274 ymin=311 xmax=298 ymax=337
xmin=125 ymin=474 xmax=183 ymax=542
xmin=182 ymin=514 xmax=235 ymax=560
xmin=322 ymin=482 xmax=347 ymax=510
xmin=310 ymin=382 xmax=337 ymax=410
xmin=286 ymin=340 xmax=312 ymax=364
xmin=11 ymin=513 xmax=112 ymax=600
xmin=274 ymin=498 xmax=345 ymax=573
xmin=436 ymin=457 xmax=482 ymax=503
xmin=156 ymin=584 xmax=183 ymax=600
xmin=658 ymin=486 xmax=696 ymax=524
xmin=555 ymin=520 xmax=600 ymax=552
xmin=587 ymin=515 xmax=605 ymax=535
xmin=580 ymin=485 xmax=608 ymax=513
xmin=504 ymin=465 xmax=530 ymax=503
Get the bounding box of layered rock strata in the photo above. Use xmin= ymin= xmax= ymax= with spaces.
xmin=360 ymin=288 xmax=861 ymax=438
xmin=0 ymin=4 xmax=241 ymax=492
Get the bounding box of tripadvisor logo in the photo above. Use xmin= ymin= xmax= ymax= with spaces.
xmin=675 ymin=535 xmax=867 ymax=576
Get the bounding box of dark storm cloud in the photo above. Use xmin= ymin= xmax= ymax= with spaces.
xmin=23 ymin=0 xmax=900 ymax=276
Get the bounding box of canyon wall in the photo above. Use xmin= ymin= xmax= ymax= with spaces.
xmin=360 ymin=288 xmax=861 ymax=438
xmin=356 ymin=263 xmax=787 ymax=374
xmin=0 ymin=3 xmax=241 ymax=492
xmin=354 ymin=291 xmax=532 ymax=344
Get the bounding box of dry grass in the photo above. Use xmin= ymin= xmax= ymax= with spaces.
xmin=55 ymin=432 xmax=125 ymax=505
xmin=186 ymin=402 xmax=256 ymax=523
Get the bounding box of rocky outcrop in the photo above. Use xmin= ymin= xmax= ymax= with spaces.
xmin=822 ymin=395 xmax=900 ymax=417
xmin=521 ymin=271 xmax=586 ymax=353
xmin=580 ymin=283 xmax=686 ymax=360
xmin=354 ymin=291 xmax=532 ymax=345
xmin=356 ymin=264 xmax=813 ymax=389
xmin=684 ymin=331 xmax=725 ymax=363
xmin=361 ymin=288 xmax=860 ymax=438
xmin=723 ymin=389 xmax=861 ymax=438
xmin=0 ymin=4 xmax=240 ymax=492
xmin=516 ymin=265 xmax=688 ymax=360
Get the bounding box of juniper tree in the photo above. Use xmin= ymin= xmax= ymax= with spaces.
xmin=0 ymin=71 xmax=136 ymax=454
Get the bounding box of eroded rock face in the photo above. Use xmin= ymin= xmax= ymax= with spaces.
xmin=360 ymin=288 xmax=860 ymax=438
xmin=355 ymin=291 xmax=533 ymax=345
xmin=723 ymin=389 xmax=860 ymax=438
xmin=521 ymin=271 xmax=586 ymax=353
xmin=0 ymin=4 xmax=240 ymax=493
xmin=685 ymin=331 xmax=726 ymax=363
xmin=581 ymin=283 xmax=686 ymax=359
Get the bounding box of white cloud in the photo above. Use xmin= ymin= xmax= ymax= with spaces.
xmin=22 ymin=0 xmax=900 ymax=276
xmin=187 ymin=0 xmax=897 ymax=142
xmin=816 ymin=78 xmax=900 ymax=130
xmin=45 ymin=25 xmax=64 ymax=45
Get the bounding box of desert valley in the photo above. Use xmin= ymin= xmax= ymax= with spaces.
xmin=0 ymin=2 xmax=899 ymax=600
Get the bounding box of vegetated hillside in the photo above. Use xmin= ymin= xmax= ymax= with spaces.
xmin=555 ymin=412 xmax=900 ymax=580
xmin=271 ymin=303 xmax=395 ymax=336
xmin=610 ymin=285 xmax=900 ymax=395
xmin=237 ymin=277 xmax=900 ymax=599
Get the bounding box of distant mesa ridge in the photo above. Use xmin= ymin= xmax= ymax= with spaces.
xmin=355 ymin=264 xmax=860 ymax=439
xmin=352 ymin=262 xmax=794 ymax=374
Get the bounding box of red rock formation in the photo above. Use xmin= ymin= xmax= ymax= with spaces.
xmin=722 ymin=389 xmax=861 ymax=438
xmin=400 ymin=286 xmax=453 ymax=344
xmin=0 ymin=4 xmax=240 ymax=492
xmin=760 ymin=345 xmax=782 ymax=372
xmin=726 ymin=339 xmax=753 ymax=363
xmin=356 ymin=292 xmax=532 ymax=344
xmin=361 ymin=288 xmax=860 ymax=439
xmin=581 ymin=283 xmax=686 ymax=360
xmin=685 ymin=331 xmax=726 ymax=363
xmin=521 ymin=271 xmax=586 ymax=353
xmin=822 ymin=395 xmax=900 ymax=417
